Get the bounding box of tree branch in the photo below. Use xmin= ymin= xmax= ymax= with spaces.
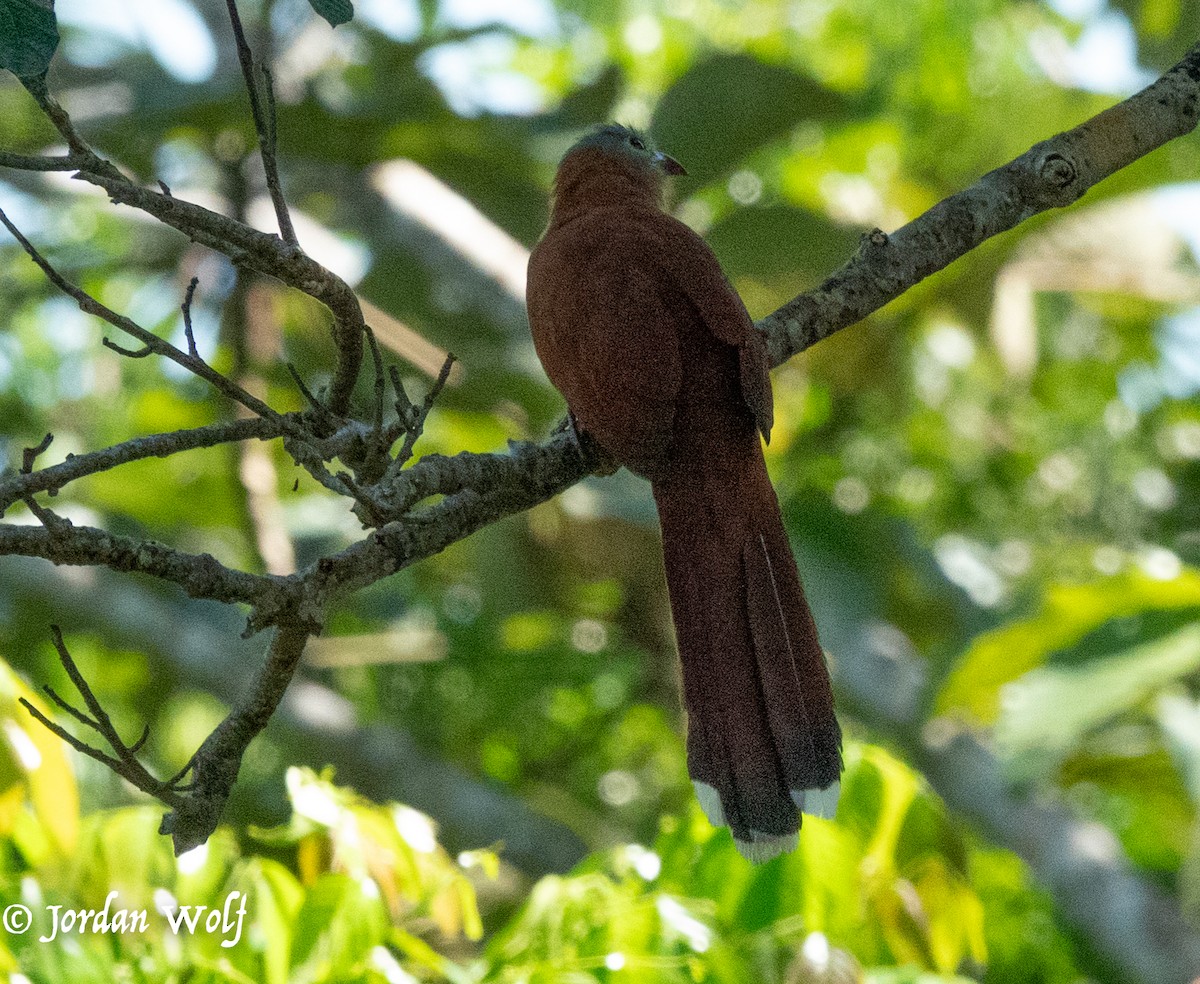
xmin=160 ymin=619 xmax=314 ymax=853
xmin=0 ymin=151 xmax=83 ymax=172
xmin=0 ymin=416 xmax=294 ymax=514
xmin=0 ymin=206 xmax=293 ymax=423
xmin=758 ymin=39 xmax=1200 ymax=364
xmin=19 ymin=626 xmax=185 ymax=805
xmin=0 ymin=522 xmax=289 ymax=621
xmin=223 ymin=0 xmax=298 ymax=247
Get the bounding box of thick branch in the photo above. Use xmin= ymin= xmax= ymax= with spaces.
xmin=314 ymin=430 xmax=593 ymax=598
xmin=758 ymin=40 xmax=1200 ymax=363
xmin=161 ymin=619 xmax=313 ymax=853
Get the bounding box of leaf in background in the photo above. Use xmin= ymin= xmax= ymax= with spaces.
xmin=937 ymin=569 xmax=1200 ymax=722
xmin=537 ymin=64 xmax=624 ymax=132
xmin=995 ymin=624 xmax=1200 ymax=776
xmin=1058 ymin=746 xmax=1191 ymax=871
xmin=308 ymin=0 xmax=353 ymax=28
xmin=0 ymin=0 xmax=58 ymax=80
xmin=705 ymin=204 xmax=860 ymax=283
xmin=1158 ymin=692 xmax=1200 ymax=804
xmin=650 ymin=54 xmax=847 ymax=184
xmin=0 ymin=657 xmax=78 ymax=857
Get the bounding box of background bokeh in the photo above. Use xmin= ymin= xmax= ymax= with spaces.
xmin=1 ymin=0 xmax=1200 ymax=981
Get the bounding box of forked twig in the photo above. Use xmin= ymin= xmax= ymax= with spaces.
xmin=19 ymin=627 xmax=186 ymax=806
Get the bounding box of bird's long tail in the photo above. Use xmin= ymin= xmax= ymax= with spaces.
xmin=652 ymin=439 xmax=842 ymax=862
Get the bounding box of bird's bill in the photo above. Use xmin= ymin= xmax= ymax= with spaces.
xmin=654 ymin=151 xmax=687 ymax=176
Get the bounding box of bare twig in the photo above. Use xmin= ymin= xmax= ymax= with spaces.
xmin=21 ymin=433 xmax=54 ymax=474
xmin=0 ymin=206 xmax=286 ymax=424
xmin=19 ymin=627 xmax=185 ymax=805
xmin=102 ymin=338 xmax=154 ymax=358
xmin=223 ymin=0 xmax=298 ymax=247
xmin=383 ymin=353 xmax=456 ymax=482
xmin=285 ymin=362 xmax=328 ymax=416
xmin=181 ymin=276 xmax=200 ymax=357
xmin=365 ymin=325 xmax=386 ymax=436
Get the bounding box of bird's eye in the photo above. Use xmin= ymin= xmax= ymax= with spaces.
xmin=629 ymin=136 xmax=646 ymax=150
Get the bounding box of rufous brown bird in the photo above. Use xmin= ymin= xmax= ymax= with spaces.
xmin=526 ymin=124 xmax=842 ymax=861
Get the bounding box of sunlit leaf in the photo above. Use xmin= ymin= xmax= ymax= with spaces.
xmin=995 ymin=623 xmax=1200 ymax=771
xmin=937 ymin=569 xmax=1200 ymax=721
xmin=0 ymin=659 xmax=78 ymax=856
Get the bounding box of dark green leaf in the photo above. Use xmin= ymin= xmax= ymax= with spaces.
xmin=651 ymin=54 xmax=847 ymax=182
xmin=706 ymin=203 xmax=860 ymax=280
xmin=0 ymin=0 xmax=58 ymax=80
xmin=307 ymin=0 xmax=353 ymax=28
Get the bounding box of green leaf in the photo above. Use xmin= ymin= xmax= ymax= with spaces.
xmin=0 ymin=0 xmax=58 ymax=79
xmin=307 ymin=0 xmax=353 ymax=28
xmin=650 ymin=54 xmax=847 ymax=183
xmin=995 ymin=624 xmax=1200 ymax=774
xmin=937 ymin=569 xmax=1200 ymax=722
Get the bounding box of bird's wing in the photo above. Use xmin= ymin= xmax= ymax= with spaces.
xmin=636 ymin=210 xmax=774 ymax=442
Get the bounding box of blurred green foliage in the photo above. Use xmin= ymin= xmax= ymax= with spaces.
xmin=2 ymin=0 xmax=1200 ymax=981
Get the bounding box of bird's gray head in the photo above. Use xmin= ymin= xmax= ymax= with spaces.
xmin=566 ymin=123 xmax=687 ymax=177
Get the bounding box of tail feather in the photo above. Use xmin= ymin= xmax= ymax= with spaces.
xmin=654 ymin=448 xmax=842 ymax=863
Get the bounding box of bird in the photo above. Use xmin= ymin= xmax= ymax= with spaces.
xmin=526 ymin=123 xmax=842 ymax=862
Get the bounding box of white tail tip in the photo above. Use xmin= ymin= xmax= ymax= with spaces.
xmin=735 ymin=829 xmax=798 ymax=863
xmin=795 ymin=781 xmax=840 ymax=820
xmin=692 ymin=780 xmax=726 ymax=828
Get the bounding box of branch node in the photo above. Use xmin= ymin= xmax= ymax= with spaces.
xmin=1039 ymin=152 xmax=1077 ymax=188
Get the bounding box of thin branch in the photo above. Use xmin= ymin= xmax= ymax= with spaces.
xmin=19 ymin=627 xmax=185 ymax=805
xmin=18 ymin=76 xmax=124 ymax=183
xmin=365 ymin=325 xmax=386 ymax=437
xmin=223 ymin=0 xmax=298 ymax=247
xmin=181 ymin=276 xmax=200 ymax=357
xmin=102 ymin=337 xmax=154 ymax=358
xmin=0 ymin=415 xmax=294 ymax=514
xmin=286 ymin=362 xmax=329 ymax=417
xmin=21 ymin=433 xmax=54 ymax=473
xmin=10 ymin=75 xmax=361 ymax=413
xmin=74 ymin=169 xmax=364 ymax=413
xmin=0 ymin=152 xmax=83 ymax=172
xmin=0 ymin=206 xmax=287 ymax=424
xmin=383 ymin=352 xmax=456 ymax=481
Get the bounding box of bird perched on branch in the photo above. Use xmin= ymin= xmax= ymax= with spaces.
xmin=526 ymin=124 xmax=842 ymax=861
